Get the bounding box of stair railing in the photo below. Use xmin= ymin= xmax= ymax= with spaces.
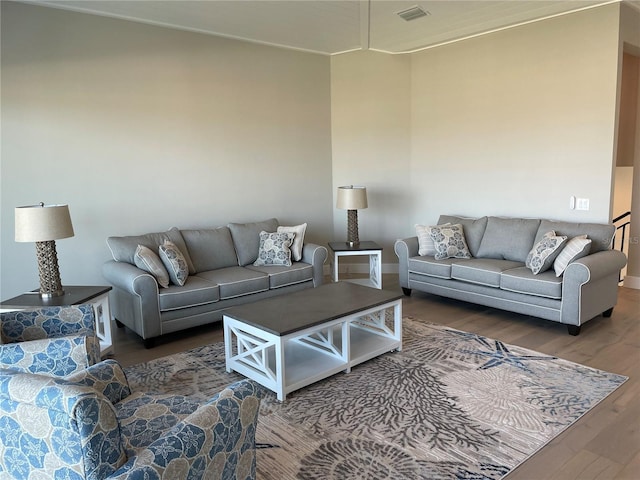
xmin=612 ymin=211 xmax=631 ymax=282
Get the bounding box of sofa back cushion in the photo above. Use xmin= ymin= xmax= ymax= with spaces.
xmin=437 ymin=215 xmax=488 ymax=257
xmin=535 ymin=220 xmax=614 ymax=254
xmin=181 ymin=227 xmax=239 ymax=272
xmin=106 ymin=227 xmax=195 ymax=274
xmin=228 ymin=218 xmax=279 ymax=266
xmin=476 ymin=217 xmax=541 ymax=262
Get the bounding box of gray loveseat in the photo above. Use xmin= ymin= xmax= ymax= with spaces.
xmin=395 ymin=215 xmax=627 ymax=335
xmin=103 ymin=218 xmax=327 ymax=347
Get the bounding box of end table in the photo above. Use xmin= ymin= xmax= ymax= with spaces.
xmin=1 ymin=285 xmax=113 ymax=356
xmin=328 ymin=241 xmax=382 ymax=289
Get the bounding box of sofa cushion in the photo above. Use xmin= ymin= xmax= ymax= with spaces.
xmin=107 ymin=227 xmax=196 ymax=274
xmin=408 ymin=256 xmax=462 ymax=279
xmin=158 ymin=276 xmax=220 ymax=312
xmin=277 ymin=224 xmax=307 ymax=262
xmin=500 ymin=267 xmax=563 ymax=300
xmin=159 ymin=240 xmax=189 ymax=287
xmin=196 ymin=267 xmax=269 ymax=300
xmin=476 ymin=217 xmax=541 ymax=262
xmin=553 ymin=235 xmax=592 ymax=277
xmin=253 ymin=231 xmax=295 ymax=267
xmin=451 ymin=259 xmax=522 ymax=287
xmin=536 ymin=220 xmax=614 ymax=254
xmin=228 ymin=218 xmax=279 ymax=266
xmin=437 ymin=215 xmax=488 ymax=257
xmin=428 ymin=224 xmax=472 ymax=260
xmin=246 ymin=263 xmax=313 ymax=288
xmin=525 ymin=231 xmax=568 ymax=275
xmin=181 ymin=227 xmax=238 ymax=272
xmin=134 ymin=245 xmax=170 ymax=288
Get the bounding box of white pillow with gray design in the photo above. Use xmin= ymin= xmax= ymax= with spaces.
xmin=428 ymin=224 xmax=472 ymax=260
xmin=158 ymin=240 xmax=189 ymax=286
xmin=416 ymin=223 xmax=450 ymax=256
xmin=525 ymin=231 xmax=568 ymax=275
xmin=253 ymin=231 xmax=295 ymax=266
xmin=134 ymin=244 xmax=170 ymax=288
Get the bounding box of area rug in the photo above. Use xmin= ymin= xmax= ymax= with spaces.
xmin=124 ymin=317 xmax=627 ymax=479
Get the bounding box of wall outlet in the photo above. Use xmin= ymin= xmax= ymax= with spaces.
xmin=575 ymin=198 xmax=590 ymax=211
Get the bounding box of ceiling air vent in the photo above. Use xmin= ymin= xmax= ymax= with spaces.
xmin=396 ymin=5 xmax=430 ymax=22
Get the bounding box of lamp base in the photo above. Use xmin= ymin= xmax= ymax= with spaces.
xmin=35 ymin=240 xmax=65 ymax=298
xmin=347 ymin=210 xmax=360 ymax=246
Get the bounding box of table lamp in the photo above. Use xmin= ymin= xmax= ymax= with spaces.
xmin=336 ymin=185 xmax=368 ymax=246
xmin=15 ymin=203 xmax=75 ymax=298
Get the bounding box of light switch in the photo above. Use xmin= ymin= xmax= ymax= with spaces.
xmin=576 ymin=198 xmax=590 ymax=211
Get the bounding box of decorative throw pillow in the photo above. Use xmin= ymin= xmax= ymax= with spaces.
xmin=416 ymin=223 xmax=450 ymax=256
xmin=428 ymin=224 xmax=472 ymax=260
xmin=277 ymin=223 xmax=307 ymax=262
xmin=553 ymin=235 xmax=592 ymax=277
xmin=253 ymin=231 xmax=295 ymax=267
xmin=525 ymin=231 xmax=568 ymax=275
xmin=158 ymin=240 xmax=189 ymax=286
xmin=134 ymin=245 xmax=170 ymax=288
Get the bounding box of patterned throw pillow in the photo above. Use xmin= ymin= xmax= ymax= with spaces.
xmin=158 ymin=240 xmax=189 ymax=286
xmin=277 ymin=223 xmax=307 ymax=262
xmin=525 ymin=231 xmax=568 ymax=275
xmin=553 ymin=235 xmax=591 ymax=277
xmin=428 ymin=224 xmax=472 ymax=260
xmin=253 ymin=231 xmax=295 ymax=266
xmin=134 ymin=245 xmax=170 ymax=288
xmin=416 ymin=223 xmax=450 ymax=256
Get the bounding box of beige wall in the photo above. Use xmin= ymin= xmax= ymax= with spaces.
xmin=0 ymin=2 xmax=333 ymax=299
xmin=410 ymin=4 xmax=621 ymax=227
xmin=330 ymin=50 xmax=411 ymax=266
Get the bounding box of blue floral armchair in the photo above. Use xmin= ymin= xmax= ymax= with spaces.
xmin=0 ymin=304 xmax=101 ymax=375
xmin=0 ymin=359 xmax=263 ymax=479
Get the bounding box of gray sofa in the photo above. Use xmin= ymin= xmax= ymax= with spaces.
xmin=394 ymin=215 xmax=627 ymax=335
xmin=102 ymin=218 xmax=327 ymax=347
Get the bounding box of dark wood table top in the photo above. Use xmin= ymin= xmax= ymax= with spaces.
xmin=223 ymin=282 xmax=401 ymax=336
xmin=328 ymin=241 xmax=382 ymax=252
xmin=1 ymin=285 xmax=112 ymax=308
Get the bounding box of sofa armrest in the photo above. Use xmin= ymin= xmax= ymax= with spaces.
xmin=109 ymin=379 xmax=264 ymax=479
xmin=302 ymin=243 xmax=328 ymax=287
xmin=102 ymin=260 xmax=162 ymax=339
xmin=0 ymin=335 xmax=101 ymax=376
xmin=394 ymin=237 xmax=419 ymax=289
xmin=561 ymin=250 xmax=627 ymax=326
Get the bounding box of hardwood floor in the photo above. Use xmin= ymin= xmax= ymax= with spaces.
xmin=112 ymin=275 xmax=640 ymax=479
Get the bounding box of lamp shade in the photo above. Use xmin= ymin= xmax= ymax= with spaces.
xmin=15 ymin=203 xmax=74 ymax=242
xmin=336 ymin=186 xmax=368 ymax=210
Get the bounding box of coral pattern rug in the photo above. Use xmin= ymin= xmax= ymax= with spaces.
xmin=124 ymin=318 xmax=626 ymax=479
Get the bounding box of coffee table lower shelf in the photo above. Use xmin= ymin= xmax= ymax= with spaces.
xmin=223 ymin=300 xmax=402 ymax=401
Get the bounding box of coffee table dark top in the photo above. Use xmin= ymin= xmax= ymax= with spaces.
xmin=223 ymin=282 xmax=401 ymax=336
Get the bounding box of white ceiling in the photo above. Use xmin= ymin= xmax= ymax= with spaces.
xmin=24 ymin=0 xmax=631 ymax=55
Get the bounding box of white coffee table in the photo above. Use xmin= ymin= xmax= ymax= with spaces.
xmin=223 ymin=282 xmax=402 ymax=401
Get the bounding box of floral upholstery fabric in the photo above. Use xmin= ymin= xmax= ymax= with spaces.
xmin=0 ymin=305 xmax=100 ymax=376
xmin=0 ymin=360 xmax=264 ymax=480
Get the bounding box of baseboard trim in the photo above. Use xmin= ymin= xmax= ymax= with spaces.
xmin=623 ymin=275 xmax=640 ymax=290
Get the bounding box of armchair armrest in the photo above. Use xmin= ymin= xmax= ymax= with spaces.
xmin=65 ymin=359 xmax=131 ymax=404
xmin=109 ymin=379 xmax=264 ymax=480
xmin=301 ymin=243 xmax=328 ymax=287
xmin=394 ymin=237 xmax=419 ymax=289
xmin=0 ymin=335 xmax=101 ymax=376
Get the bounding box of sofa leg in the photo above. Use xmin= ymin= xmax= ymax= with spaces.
xmin=567 ymin=325 xmax=581 ymax=336
xmin=115 ymin=319 xmax=125 ymax=329
xmin=402 ymin=287 xmax=412 ymax=297
xmin=143 ymin=337 xmax=156 ymax=349
xmin=602 ymin=308 xmax=614 ymax=318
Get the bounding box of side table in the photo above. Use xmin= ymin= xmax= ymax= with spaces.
xmin=1 ymin=285 xmax=113 ymax=356
xmin=328 ymin=241 xmax=382 ymax=289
